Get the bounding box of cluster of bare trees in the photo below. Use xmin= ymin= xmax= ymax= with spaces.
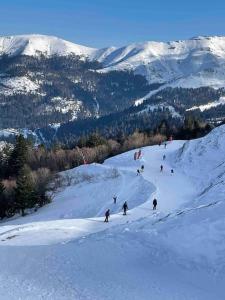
xmin=26 ymin=131 xmax=166 ymax=173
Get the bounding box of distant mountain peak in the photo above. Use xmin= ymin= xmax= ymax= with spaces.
xmin=0 ymin=34 xmax=97 ymax=57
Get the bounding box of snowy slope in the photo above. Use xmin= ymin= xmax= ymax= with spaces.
xmin=143 ymin=125 xmax=225 ymax=277
xmin=0 ymin=126 xmax=225 ymax=298
xmin=186 ymin=96 xmax=225 ymax=111
xmin=3 ymin=164 xmax=153 ymax=226
xmin=0 ymin=34 xmax=97 ymax=57
xmin=97 ymin=36 xmax=225 ymax=89
xmin=0 ymin=76 xmax=40 ymax=95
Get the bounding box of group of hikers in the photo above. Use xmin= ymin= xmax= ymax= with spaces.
xmin=134 ymin=149 xmax=142 ymax=161
xmin=137 ymin=164 xmax=144 ymax=175
xmin=160 ymin=163 xmax=174 ymax=174
xmin=104 ymin=139 xmax=174 ymax=223
xmin=104 ymin=198 xmax=157 ymax=222
xmin=137 ymin=161 xmax=174 ymax=175
xmin=158 ymin=141 xmax=168 ymax=148
xmin=104 ymin=200 xmax=129 ymax=222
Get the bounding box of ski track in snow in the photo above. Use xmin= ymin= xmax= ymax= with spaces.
xmin=0 ymin=141 xmax=194 ymax=246
xmin=0 ymin=134 xmax=224 ymax=299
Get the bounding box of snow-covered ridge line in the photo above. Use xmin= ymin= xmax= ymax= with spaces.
xmin=1 ymin=34 xmax=225 ymax=58
xmin=1 ymin=34 xmax=225 ymax=87
xmin=186 ymin=97 xmax=225 ymax=112
xmin=0 ymin=34 xmax=97 ymax=57
xmin=96 ymin=35 xmax=225 ymax=88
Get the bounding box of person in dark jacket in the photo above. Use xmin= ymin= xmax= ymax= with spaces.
xmin=160 ymin=165 xmax=163 ymax=172
xmin=153 ymin=198 xmax=157 ymax=210
xmin=141 ymin=165 xmax=144 ymax=172
xmin=137 ymin=169 xmax=141 ymax=176
xmin=122 ymin=201 xmax=128 ymax=215
xmin=104 ymin=209 xmax=110 ymax=222
xmin=113 ymin=196 xmax=117 ymax=204
xmin=163 ymin=154 xmax=166 ymax=160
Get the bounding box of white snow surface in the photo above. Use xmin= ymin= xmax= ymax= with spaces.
xmin=186 ymin=96 xmax=225 ymax=111
xmin=0 ymin=76 xmax=39 ymax=95
xmin=44 ymin=97 xmax=83 ymax=120
xmin=0 ymin=126 xmax=225 ymax=299
xmin=0 ymin=34 xmax=96 ymax=57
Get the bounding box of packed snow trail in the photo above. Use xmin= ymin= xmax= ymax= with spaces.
xmin=106 ymin=141 xmax=195 ymax=212
xmin=0 ymin=141 xmax=196 ymax=246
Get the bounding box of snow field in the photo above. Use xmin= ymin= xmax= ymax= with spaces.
xmin=0 ymin=126 xmax=225 ymax=298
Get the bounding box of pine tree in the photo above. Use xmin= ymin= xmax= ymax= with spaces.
xmin=9 ymin=135 xmax=28 ymax=176
xmin=0 ymin=181 xmax=5 ymax=200
xmin=86 ymin=132 xmax=106 ymax=147
xmin=0 ymin=180 xmax=7 ymax=219
xmin=157 ymin=120 xmax=169 ymax=136
xmin=14 ymin=166 xmax=37 ymax=216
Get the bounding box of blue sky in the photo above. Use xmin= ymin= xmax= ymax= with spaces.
xmin=1 ymin=0 xmax=225 ymax=47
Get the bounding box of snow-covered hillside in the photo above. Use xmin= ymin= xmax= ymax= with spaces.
xmin=1 ymin=34 xmax=225 ymax=90
xmin=0 ymin=34 xmax=97 ymax=57
xmin=97 ymin=36 xmax=225 ymax=89
xmin=0 ymin=126 xmax=225 ymax=299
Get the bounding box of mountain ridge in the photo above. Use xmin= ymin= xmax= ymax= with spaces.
xmin=0 ymin=34 xmax=225 ymax=143
xmin=1 ymin=34 xmax=225 ymax=89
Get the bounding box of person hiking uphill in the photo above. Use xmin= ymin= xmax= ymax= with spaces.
xmin=160 ymin=165 xmax=163 ymax=172
xmin=104 ymin=209 xmax=110 ymax=222
xmin=163 ymin=154 xmax=166 ymax=160
xmin=153 ymin=198 xmax=157 ymax=210
xmin=141 ymin=165 xmax=144 ymax=172
xmin=122 ymin=201 xmax=128 ymax=215
xmin=113 ymin=196 xmax=117 ymax=204
xmin=138 ymin=149 xmax=142 ymax=159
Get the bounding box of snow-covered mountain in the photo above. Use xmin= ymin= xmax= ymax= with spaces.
xmin=0 ymin=126 xmax=225 ymax=299
xmin=0 ymin=34 xmax=97 ymax=57
xmin=1 ymin=34 xmax=225 ymax=142
xmin=97 ymin=36 xmax=225 ymax=89
xmin=2 ymin=34 xmax=225 ymax=90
